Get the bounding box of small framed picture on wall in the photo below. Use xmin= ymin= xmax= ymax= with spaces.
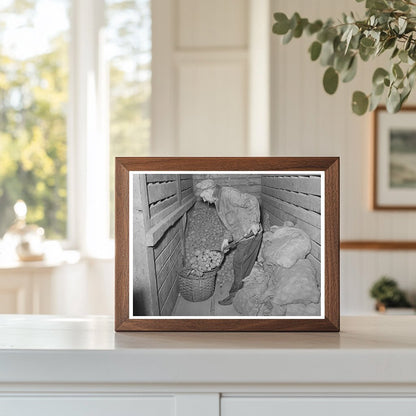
xmin=374 ymin=106 xmax=416 ymax=209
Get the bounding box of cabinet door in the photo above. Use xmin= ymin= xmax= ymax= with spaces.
xmin=1 ymin=396 xmax=175 ymax=416
xmin=222 ymin=397 xmax=416 ymax=416
xmin=0 ymin=272 xmax=34 ymax=313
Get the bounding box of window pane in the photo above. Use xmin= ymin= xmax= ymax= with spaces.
xmin=106 ymin=0 xmax=151 ymax=237
xmin=0 ymin=0 xmax=70 ymax=239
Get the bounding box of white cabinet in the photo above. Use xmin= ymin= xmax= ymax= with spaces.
xmin=1 ymin=316 xmax=416 ymax=415
xmin=0 ymin=256 xmax=113 ymax=315
xmin=222 ymin=398 xmax=416 ymax=416
xmin=0 ymin=268 xmax=55 ymax=314
xmin=1 ymin=397 xmax=175 ymax=416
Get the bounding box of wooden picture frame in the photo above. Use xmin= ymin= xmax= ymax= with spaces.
xmin=115 ymin=157 xmax=339 ymax=332
xmin=373 ymin=106 xmax=416 ymax=210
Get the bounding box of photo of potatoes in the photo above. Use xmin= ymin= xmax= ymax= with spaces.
xmin=130 ymin=172 xmax=323 ymax=318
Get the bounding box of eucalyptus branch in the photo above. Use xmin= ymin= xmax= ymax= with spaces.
xmin=272 ymin=0 xmax=416 ymax=115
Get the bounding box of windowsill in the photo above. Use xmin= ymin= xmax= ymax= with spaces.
xmin=0 ymin=250 xmax=81 ymax=271
xmin=85 ymin=239 xmax=115 ymax=261
xmin=0 ymin=238 xmax=115 ymax=270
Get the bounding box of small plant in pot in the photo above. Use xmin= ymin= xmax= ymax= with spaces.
xmin=369 ymin=276 xmax=412 ymax=312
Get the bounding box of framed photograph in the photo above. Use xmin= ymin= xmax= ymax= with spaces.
xmin=374 ymin=106 xmax=416 ymax=209
xmin=115 ymin=157 xmax=339 ymax=332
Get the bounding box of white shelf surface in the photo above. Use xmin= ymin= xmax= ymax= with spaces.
xmin=0 ymin=315 xmax=415 ymax=388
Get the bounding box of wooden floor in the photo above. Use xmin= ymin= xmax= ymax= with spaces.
xmin=172 ymin=295 xmax=212 ymax=316
xmin=172 ymin=269 xmax=240 ymax=316
xmin=172 ymin=293 xmax=239 ymax=316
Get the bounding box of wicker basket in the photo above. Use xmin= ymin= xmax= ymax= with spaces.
xmin=178 ymin=268 xmax=218 ymax=302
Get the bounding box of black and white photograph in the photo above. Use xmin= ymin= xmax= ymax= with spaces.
xmin=390 ymin=129 xmax=416 ymax=189
xmin=129 ymin=172 xmax=324 ymax=318
xmin=374 ymin=107 xmax=416 ymax=209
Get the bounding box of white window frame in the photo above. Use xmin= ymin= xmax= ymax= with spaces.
xmin=0 ymin=0 xmax=153 ymax=259
xmin=68 ymin=0 xmax=111 ymax=258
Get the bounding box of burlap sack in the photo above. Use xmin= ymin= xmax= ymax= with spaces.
xmin=264 ymin=258 xmax=320 ymax=306
xmin=286 ymin=302 xmax=321 ymax=316
xmin=233 ymin=263 xmax=269 ymax=315
xmin=261 ymin=224 xmax=312 ymax=268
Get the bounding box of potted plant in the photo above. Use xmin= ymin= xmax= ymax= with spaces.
xmin=272 ymin=0 xmax=416 ymax=115
xmin=369 ymin=276 xmax=413 ymax=313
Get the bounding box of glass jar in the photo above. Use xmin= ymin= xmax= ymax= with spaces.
xmin=3 ymin=200 xmax=45 ymax=262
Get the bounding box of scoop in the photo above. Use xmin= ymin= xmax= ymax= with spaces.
xmin=221 ymin=231 xmax=254 ymax=253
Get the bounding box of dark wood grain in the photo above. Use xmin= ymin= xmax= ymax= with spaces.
xmin=117 ymin=157 xmax=337 ymax=172
xmin=115 ymin=160 xmax=130 ymax=330
xmin=116 ymin=318 xmax=338 ymax=332
xmin=341 ymin=241 xmax=416 ymax=250
xmin=325 ymin=158 xmax=340 ymax=332
xmin=115 ymin=157 xmax=340 ymax=332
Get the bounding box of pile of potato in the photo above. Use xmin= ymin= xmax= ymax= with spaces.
xmin=189 ymin=249 xmax=223 ymax=277
xmin=185 ymin=201 xmax=234 ymax=284
xmin=185 ymin=201 xmax=223 ymax=259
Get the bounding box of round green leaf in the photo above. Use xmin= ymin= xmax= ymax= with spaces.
xmin=323 ymin=67 xmax=339 ymax=95
xmin=373 ymin=82 xmax=385 ymax=96
xmin=359 ymin=44 xmax=374 ymax=62
xmin=367 ymin=0 xmax=388 ymax=11
xmin=352 ymin=91 xmax=369 ymax=115
xmin=360 ymin=37 xmax=375 ymax=48
xmin=372 ymin=68 xmax=389 ymax=86
xmin=290 ymin=12 xmax=301 ymax=30
xmin=273 ymin=13 xmax=290 ymax=35
xmin=408 ymin=69 xmax=416 ymax=89
xmin=282 ymin=29 xmax=293 ymax=45
xmin=342 ymin=56 xmax=358 ymax=83
xmin=384 ymin=37 xmax=396 ymax=50
xmin=293 ymin=18 xmax=308 ymax=38
xmin=393 ymin=63 xmax=404 ymax=79
xmin=400 ymin=88 xmax=411 ymax=107
xmin=317 ymin=30 xmax=328 ymax=43
xmin=409 ymin=63 xmax=416 ymax=78
xmin=309 ymin=41 xmax=322 ymax=61
xmin=334 ymin=52 xmax=352 ymax=73
xmin=320 ymin=41 xmax=335 ymax=66
xmin=391 ymin=47 xmax=399 ymax=59
xmin=399 ymin=50 xmax=408 ymax=63
xmin=369 ymin=92 xmax=383 ymax=112
xmin=307 ymin=20 xmax=323 ymax=35
xmin=387 ymin=88 xmax=401 ymax=113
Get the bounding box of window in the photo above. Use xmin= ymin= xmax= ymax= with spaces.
xmin=0 ymin=0 xmax=151 ymax=252
xmin=106 ymin=0 xmax=151 ymax=237
xmin=0 ymin=0 xmax=70 ymax=239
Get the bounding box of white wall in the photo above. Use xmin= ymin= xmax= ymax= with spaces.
xmin=16 ymin=0 xmax=414 ymax=317
xmin=152 ymin=0 xmax=270 ymax=156
xmin=271 ymin=0 xmax=416 ymax=313
xmin=49 ymin=259 xmax=113 ymax=316
xmin=82 ymin=0 xmax=416 ymax=316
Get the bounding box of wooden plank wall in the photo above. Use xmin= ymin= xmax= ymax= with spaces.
xmin=260 ymin=175 xmax=322 ymax=285
xmin=152 ymin=217 xmax=184 ymax=316
xmin=180 ymin=174 xmax=194 ymax=202
xmin=136 ymin=174 xmax=196 ymax=316
xmin=132 ymin=175 xmax=160 ymax=316
xmin=192 ymin=174 xmax=262 ymax=200
xmin=146 ymin=174 xmax=179 ymax=228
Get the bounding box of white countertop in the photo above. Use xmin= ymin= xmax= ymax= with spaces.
xmin=0 ymin=315 xmax=415 ymax=387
